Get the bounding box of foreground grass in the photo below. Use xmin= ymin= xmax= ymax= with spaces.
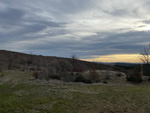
xmin=0 ymin=82 xmax=150 ymax=113
xmin=0 ymin=70 xmax=150 ymax=113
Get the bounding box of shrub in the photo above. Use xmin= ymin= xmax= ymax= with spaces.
xmin=116 ymin=73 xmax=122 ymax=77
xmin=0 ymin=72 xmax=4 ymax=78
xmin=126 ymin=70 xmax=143 ymax=83
xmin=143 ymin=64 xmax=150 ymax=76
xmin=50 ymin=75 xmax=61 ymax=80
xmin=103 ymin=80 xmax=108 ymax=84
xmin=105 ymin=71 xmax=110 ymax=80
xmin=74 ymin=75 xmax=92 ymax=84
xmin=32 ymin=68 xmax=49 ymax=80
xmin=61 ymin=73 xmax=75 ymax=82
xmin=48 ymin=66 xmax=57 ymax=77
xmin=126 ymin=76 xmax=143 ymax=83
xmin=58 ymin=59 xmax=73 ymax=72
xmin=126 ymin=67 xmax=143 ymax=83
xmin=74 ymin=63 xmax=88 ymax=72
xmin=89 ymin=69 xmax=100 ymax=83
xmin=32 ymin=71 xmax=40 ymax=79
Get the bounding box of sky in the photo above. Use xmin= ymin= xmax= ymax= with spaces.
xmin=0 ymin=0 xmax=150 ymax=63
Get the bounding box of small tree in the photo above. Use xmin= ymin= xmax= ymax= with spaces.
xmin=140 ymin=44 xmax=150 ymax=64
xmin=140 ymin=44 xmax=150 ymax=76
xmin=71 ymin=54 xmax=78 ymax=72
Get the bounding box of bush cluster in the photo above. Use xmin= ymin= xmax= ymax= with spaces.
xmin=126 ymin=67 xmax=143 ymax=83
xmin=126 ymin=76 xmax=143 ymax=83
xmin=89 ymin=69 xmax=100 ymax=83
xmin=74 ymin=75 xmax=92 ymax=84
xmin=31 ymin=59 xmax=102 ymax=84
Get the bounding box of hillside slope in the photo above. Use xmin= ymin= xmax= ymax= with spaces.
xmin=0 ymin=50 xmax=125 ymax=72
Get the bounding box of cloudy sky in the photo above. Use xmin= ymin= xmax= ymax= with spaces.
xmin=0 ymin=0 xmax=150 ymax=62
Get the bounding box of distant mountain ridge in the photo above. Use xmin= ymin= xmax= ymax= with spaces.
xmin=102 ymin=62 xmax=140 ymax=67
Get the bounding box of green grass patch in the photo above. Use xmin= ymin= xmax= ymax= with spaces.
xmin=0 ymin=70 xmax=149 ymax=113
xmin=0 ymin=83 xmax=150 ymax=113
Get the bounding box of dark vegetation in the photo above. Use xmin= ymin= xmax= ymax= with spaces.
xmin=143 ymin=64 xmax=150 ymax=76
xmin=0 ymin=50 xmax=113 ymax=71
xmin=126 ymin=66 xmax=143 ymax=83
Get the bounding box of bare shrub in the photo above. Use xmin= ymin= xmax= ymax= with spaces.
xmin=32 ymin=71 xmax=40 ymax=79
xmin=48 ymin=66 xmax=61 ymax=80
xmin=32 ymin=59 xmax=72 ymax=81
xmin=75 ymin=63 xmax=88 ymax=72
xmin=90 ymin=70 xmax=98 ymax=80
xmin=61 ymin=72 xmax=75 ymax=82
xmin=126 ymin=66 xmax=143 ymax=83
xmin=74 ymin=73 xmax=92 ymax=84
xmin=58 ymin=59 xmax=73 ymax=72
xmin=116 ymin=73 xmax=122 ymax=77
xmin=89 ymin=68 xmax=100 ymax=83
xmin=33 ymin=68 xmax=49 ymax=80
xmin=105 ymin=71 xmax=110 ymax=80
xmin=103 ymin=80 xmax=108 ymax=84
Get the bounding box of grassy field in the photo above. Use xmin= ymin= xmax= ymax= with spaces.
xmin=0 ymin=70 xmax=150 ymax=113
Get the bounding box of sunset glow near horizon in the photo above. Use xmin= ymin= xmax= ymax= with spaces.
xmin=0 ymin=0 xmax=150 ymax=63
xmin=82 ymin=54 xmax=141 ymax=63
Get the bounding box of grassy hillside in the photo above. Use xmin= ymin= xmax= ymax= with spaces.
xmin=0 ymin=70 xmax=150 ymax=113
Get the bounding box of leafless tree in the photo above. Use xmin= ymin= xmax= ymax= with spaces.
xmin=7 ymin=53 xmax=14 ymax=70
xmin=140 ymin=44 xmax=150 ymax=76
xmin=71 ymin=54 xmax=78 ymax=72
xmin=140 ymin=44 xmax=150 ymax=64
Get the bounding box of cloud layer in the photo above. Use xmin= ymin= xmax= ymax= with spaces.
xmin=0 ymin=0 xmax=150 ymax=61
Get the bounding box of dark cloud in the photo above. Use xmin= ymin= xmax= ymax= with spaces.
xmin=0 ymin=8 xmax=24 ymax=21
xmin=110 ymin=44 xmax=145 ymax=50
xmin=0 ymin=5 xmax=67 ymax=43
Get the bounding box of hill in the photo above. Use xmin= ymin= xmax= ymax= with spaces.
xmin=0 ymin=50 xmax=126 ymax=72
